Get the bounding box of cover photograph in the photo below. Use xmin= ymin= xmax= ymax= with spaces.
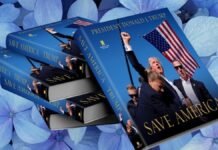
xmin=75 ymin=8 xmax=218 ymax=149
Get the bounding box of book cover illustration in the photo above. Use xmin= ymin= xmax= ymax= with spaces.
xmin=75 ymin=8 xmax=218 ymax=149
xmin=6 ymin=17 xmax=94 ymax=69
xmin=0 ymin=48 xmax=98 ymax=101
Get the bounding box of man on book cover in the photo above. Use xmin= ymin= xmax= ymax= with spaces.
xmin=45 ymin=28 xmax=82 ymax=57
xmin=58 ymin=55 xmax=86 ymax=78
xmin=126 ymin=84 xmax=138 ymax=118
xmin=173 ymin=60 xmax=214 ymax=105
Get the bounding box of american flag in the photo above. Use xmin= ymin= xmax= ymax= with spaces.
xmin=73 ymin=20 xmax=93 ymax=26
xmin=143 ymin=20 xmax=199 ymax=77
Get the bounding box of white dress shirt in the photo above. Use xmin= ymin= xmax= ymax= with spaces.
xmin=181 ymin=78 xmax=200 ymax=105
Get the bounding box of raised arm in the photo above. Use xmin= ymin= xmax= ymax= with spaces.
xmin=121 ymin=32 xmax=147 ymax=81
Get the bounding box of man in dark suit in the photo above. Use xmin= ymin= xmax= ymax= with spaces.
xmin=135 ymin=71 xmax=178 ymax=143
xmin=173 ymin=60 xmax=214 ymax=105
xmin=120 ymin=32 xmax=183 ymax=109
xmin=126 ymin=84 xmax=138 ymax=119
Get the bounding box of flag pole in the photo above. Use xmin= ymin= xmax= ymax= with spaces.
xmin=117 ymin=19 xmax=134 ymax=86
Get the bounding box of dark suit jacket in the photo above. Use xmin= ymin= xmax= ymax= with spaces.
xmin=126 ymin=51 xmax=182 ymax=110
xmin=135 ymin=82 xmax=178 ymax=144
xmin=173 ymin=78 xmax=214 ymax=103
xmin=52 ymin=32 xmax=82 ymax=57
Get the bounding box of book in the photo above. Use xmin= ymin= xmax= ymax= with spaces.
xmin=36 ymin=91 xmax=118 ymax=130
xmin=0 ymin=48 xmax=98 ymax=101
xmin=74 ymin=8 xmax=218 ymax=149
xmin=6 ymin=17 xmax=94 ymax=69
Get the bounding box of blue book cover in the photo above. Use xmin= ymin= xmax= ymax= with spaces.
xmin=74 ymin=8 xmax=218 ymax=149
xmin=6 ymin=17 xmax=94 ymax=68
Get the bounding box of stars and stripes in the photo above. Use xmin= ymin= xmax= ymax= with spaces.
xmin=143 ymin=20 xmax=199 ymax=77
xmin=73 ymin=19 xmax=93 ymax=26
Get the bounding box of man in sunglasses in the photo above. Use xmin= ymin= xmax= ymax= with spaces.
xmin=173 ymin=60 xmax=214 ymax=105
xmin=126 ymin=84 xmax=139 ymax=118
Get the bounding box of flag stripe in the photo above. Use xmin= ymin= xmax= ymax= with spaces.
xmin=156 ymin=27 xmax=195 ymax=75
xmin=163 ymin=21 xmax=198 ymax=67
xmin=158 ymin=23 xmax=197 ymax=71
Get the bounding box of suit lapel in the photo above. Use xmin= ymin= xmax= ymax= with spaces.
xmin=177 ymin=79 xmax=187 ymax=98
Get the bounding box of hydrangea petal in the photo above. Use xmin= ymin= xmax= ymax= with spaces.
xmin=0 ymin=23 xmax=21 ymax=47
xmin=119 ymin=0 xmax=161 ymax=13
xmin=0 ymin=4 xmax=20 ymax=22
xmin=5 ymin=91 xmax=33 ymax=113
xmin=12 ymin=132 xmax=58 ymax=150
xmin=99 ymin=0 xmax=120 ymax=11
xmin=18 ymin=0 xmax=37 ymax=11
xmin=211 ymin=142 xmax=218 ymax=150
xmin=160 ymin=133 xmax=192 ymax=150
xmin=0 ymin=97 xmax=10 ymax=116
xmin=68 ymin=127 xmax=87 ymax=144
xmin=1 ymin=144 xmax=13 ymax=150
xmin=34 ymin=0 xmax=63 ymax=25
xmin=97 ymin=124 xmax=122 ymax=133
xmin=23 ymin=12 xmax=38 ymax=30
xmin=193 ymin=8 xmax=209 ymax=18
xmin=100 ymin=7 xmax=135 ymax=22
xmin=31 ymin=105 xmax=49 ymax=130
xmin=119 ymin=134 xmax=134 ymax=150
xmin=98 ymin=132 xmax=121 ymax=150
xmin=181 ymin=133 xmax=213 ymax=150
xmin=158 ymin=0 xmax=188 ymax=11
xmin=0 ymin=0 xmax=17 ymax=3
xmin=75 ymin=127 xmax=100 ymax=150
xmin=14 ymin=110 xmax=51 ymax=144
xmin=0 ymin=118 xmax=12 ymax=148
xmin=192 ymin=0 xmax=218 ymax=8
xmin=207 ymin=56 xmax=218 ymax=84
xmin=200 ymin=122 xmax=218 ymax=138
xmin=184 ymin=16 xmax=218 ymax=57
xmin=209 ymin=3 xmax=218 ymax=17
xmin=67 ymin=0 xmax=98 ymax=21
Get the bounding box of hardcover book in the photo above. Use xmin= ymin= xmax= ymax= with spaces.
xmin=6 ymin=17 xmax=94 ymax=70
xmin=74 ymin=8 xmax=218 ymax=149
xmin=35 ymin=91 xmax=118 ymax=130
xmin=0 ymin=48 xmax=98 ymax=101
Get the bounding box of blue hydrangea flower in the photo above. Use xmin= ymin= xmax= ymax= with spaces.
xmin=100 ymin=0 xmax=187 ymax=22
xmin=0 ymin=144 xmax=13 ymax=150
xmin=97 ymin=124 xmax=134 ymax=150
xmin=0 ymin=4 xmax=21 ymax=47
xmin=159 ymin=133 xmax=192 ymax=150
xmin=181 ymin=122 xmax=218 ymax=150
xmin=67 ymin=0 xmax=98 ymax=21
xmin=12 ymin=127 xmax=100 ymax=150
xmin=0 ymin=86 xmax=51 ymax=148
xmin=34 ymin=0 xmax=63 ymax=25
xmin=192 ymin=0 xmax=218 ymax=9
xmin=209 ymin=3 xmax=218 ymax=17
xmin=184 ymin=16 xmax=218 ymax=57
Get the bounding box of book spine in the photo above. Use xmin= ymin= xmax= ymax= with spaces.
xmin=74 ymin=29 xmax=146 ymax=149
xmin=6 ymin=34 xmax=67 ymax=67
xmin=1 ymin=75 xmax=63 ymax=114
xmin=0 ymin=64 xmax=62 ymax=114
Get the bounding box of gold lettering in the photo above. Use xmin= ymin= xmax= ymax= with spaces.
xmin=144 ymin=122 xmax=153 ymax=135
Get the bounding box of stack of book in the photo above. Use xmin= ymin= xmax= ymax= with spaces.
xmin=1 ymin=8 xmax=218 ymax=149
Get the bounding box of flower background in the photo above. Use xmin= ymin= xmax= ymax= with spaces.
xmin=0 ymin=0 xmax=218 ymax=149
